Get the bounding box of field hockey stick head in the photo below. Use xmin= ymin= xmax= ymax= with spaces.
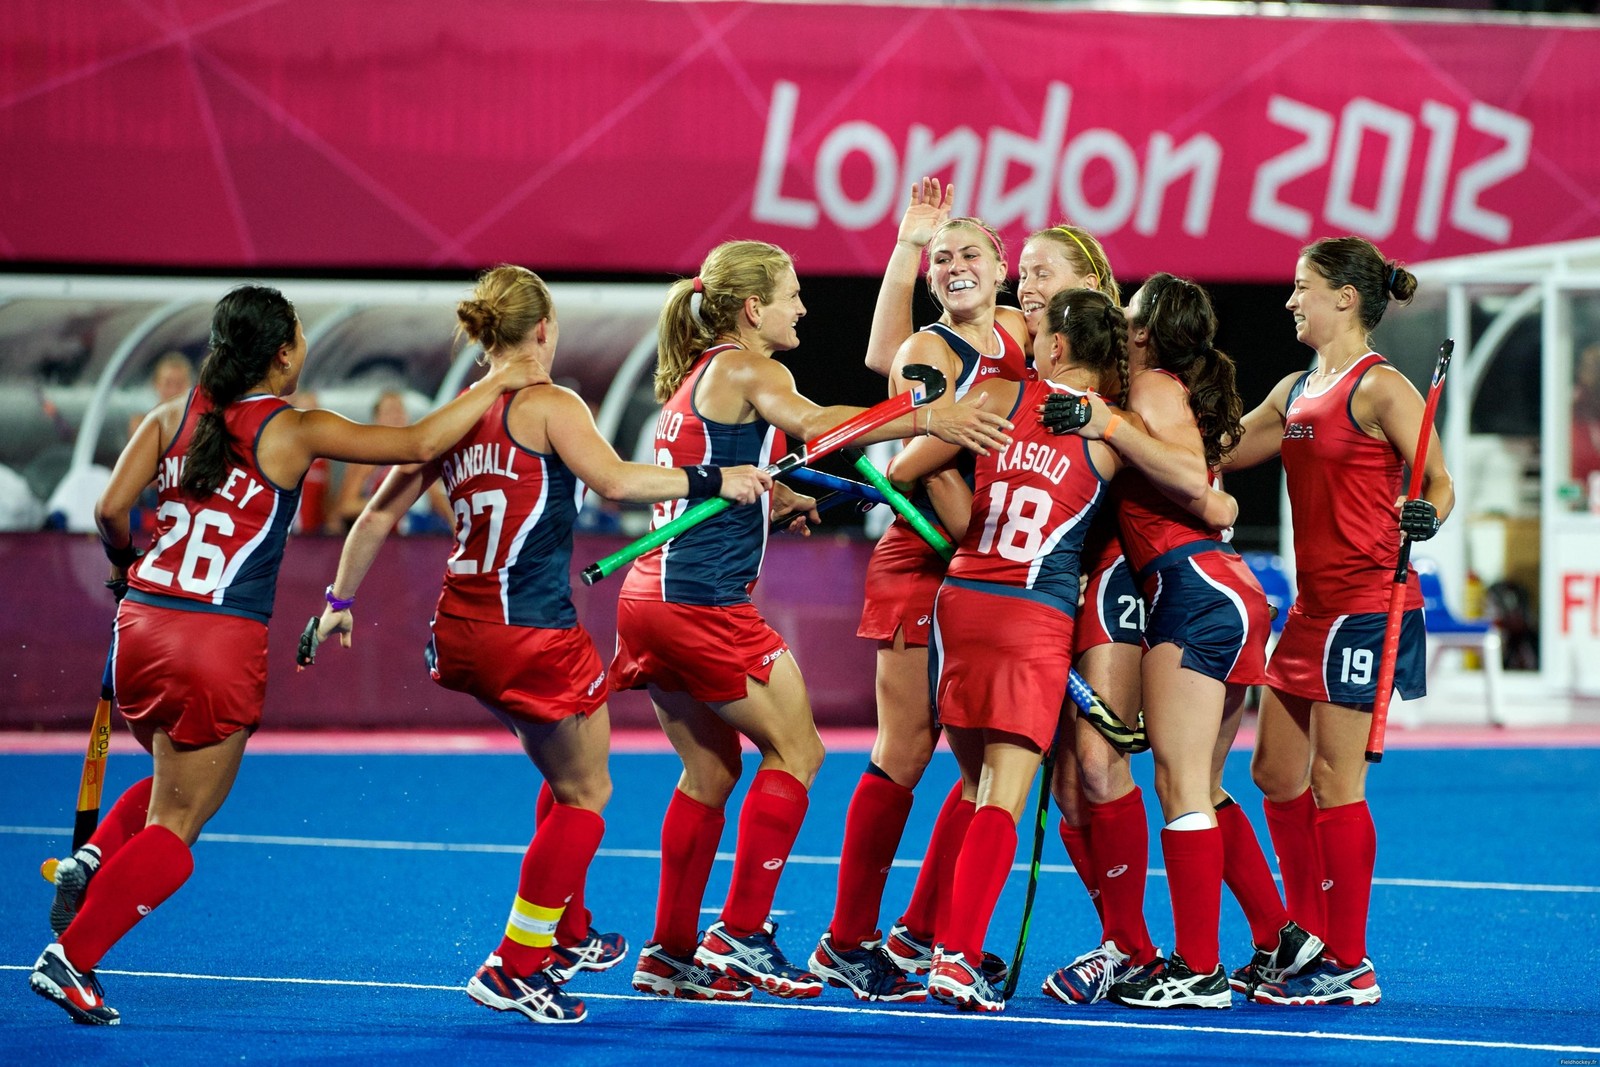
xmin=1433 ymin=338 xmax=1454 ymax=386
xmin=902 ymin=363 xmax=947 ymax=405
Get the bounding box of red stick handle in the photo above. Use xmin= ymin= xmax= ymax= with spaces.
xmin=1366 ymin=340 xmax=1453 ymax=763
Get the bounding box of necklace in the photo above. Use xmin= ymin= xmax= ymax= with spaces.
xmin=1315 ymin=351 xmax=1364 ymax=378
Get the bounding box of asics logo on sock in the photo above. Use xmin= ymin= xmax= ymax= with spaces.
xmin=136 ymin=905 xmax=152 ymax=916
xmin=1321 ymin=879 xmax=1334 ymax=891
xmin=1087 ymin=890 xmax=1101 ymax=900
xmin=1105 ymin=864 xmax=1128 ymax=878
xmin=763 ymin=859 xmax=784 ymax=871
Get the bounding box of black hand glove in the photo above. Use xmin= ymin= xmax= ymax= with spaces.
xmin=1039 ymin=394 xmax=1091 ymax=435
xmin=104 ymin=576 xmax=130 ymax=602
xmin=1399 ymin=499 xmax=1440 ymax=541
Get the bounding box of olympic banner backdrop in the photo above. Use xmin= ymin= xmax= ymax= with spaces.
xmin=3 ymin=0 xmax=1597 ymax=280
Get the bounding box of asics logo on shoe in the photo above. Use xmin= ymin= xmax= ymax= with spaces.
xmin=762 ymin=858 xmax=784 ymax=871
xmin=1105 ymin=864 xmax=1128 ymax=878
xmin=1321 ymin=879 xmax=1334 ymax=891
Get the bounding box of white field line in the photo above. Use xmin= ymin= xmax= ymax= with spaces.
xmin=2 ymin=825 xmax=1596 ymax=894
xmin=0 ymin=963 xmax=1595 ymax=1055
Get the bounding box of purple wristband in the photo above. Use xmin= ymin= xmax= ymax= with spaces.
xmin=325 ymin=585 xmax=356 ymax=612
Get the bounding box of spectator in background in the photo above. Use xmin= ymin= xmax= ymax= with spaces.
xmin=129 ymin=352 xmax=196 ymax=535
xmin=327 ymin=390 xmax=454 ymax=534
xmin=128 ymin=352 xmax=194 ymax=441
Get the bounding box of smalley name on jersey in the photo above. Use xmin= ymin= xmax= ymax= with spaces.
xmin=442 ymin=443 xmax=519 ymax=494
xmin=996 ymin=440 xmax=1072 ymax=485
xmin=157 ymin=455 xmax=266 ymax=509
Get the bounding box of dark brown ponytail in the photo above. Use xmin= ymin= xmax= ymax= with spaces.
xmin=1131 ymin=273 xmax=1243 ymax=468
xmin=182 ymin=285 xmax=297 ymax=496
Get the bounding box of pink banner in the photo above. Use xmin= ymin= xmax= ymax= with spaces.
xmin=2 ymin=1 xmax=1596 ymax=280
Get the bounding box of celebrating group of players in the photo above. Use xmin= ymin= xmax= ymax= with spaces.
xmin=29 ymin=178 xmax=1451 ymax=1027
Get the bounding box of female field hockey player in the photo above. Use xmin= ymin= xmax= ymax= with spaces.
xmin=612 ymin=239 xmax=1012 ymax=1003
xmin=816 ymin=201 xmax=1031 ymax=1000
xmin=312 ymin=265 xmax=772 ymax=1024
xmin=882 ymin=287 xmax=1190 ymax=1012
xmin=837 ymin=179 xmax=1162 ymax=1003
xmin=31 ymin=284 xmax=550 ymax=1025
xmin=1052 ymin=274 xmax=1293 ymax=1009
xmin=1227 ymin=238 xmax=1452 ymax=1007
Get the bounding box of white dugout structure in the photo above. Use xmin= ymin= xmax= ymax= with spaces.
xmin=1361 ymin=237 xmax=1600 ymax=724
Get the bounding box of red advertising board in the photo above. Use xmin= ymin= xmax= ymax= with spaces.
xmin=2 ymin=1 xmax=1596 ymax=279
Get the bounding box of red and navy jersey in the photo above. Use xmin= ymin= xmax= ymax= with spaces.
xmin=945 ymin=379 xmax=1105 ymax=615
xmin=923 ymin=321 xmax=1027 ymax=400
xmin=620 ymin=345 xmax=783 ymax=606
xmin=126 ymin=390 xmax=300 ymax=623
xmin=1114 ymin=370 xmax=1222 ymax=576
xmin=1282 ymin=352 xmax=1422 ymax=616
xmin=434 ymin=391 xmax=584 ymax=628
xmin=896 ymin=321 xmax=1029 ymax=527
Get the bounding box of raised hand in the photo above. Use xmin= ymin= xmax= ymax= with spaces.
xmin=897 ymin=177 xmax=955 ymax=250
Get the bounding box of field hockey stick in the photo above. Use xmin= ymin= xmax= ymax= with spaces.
xmin=782 ymin=466 xmax=888 ymax=505
xmin=1003 ymin=745 xmax=1055 ymax=1000
xmin=1367 ymin=339 xmax=1454 ymax=764
xmin=847 ymin=448 xmax=1134 ymax=744
xmin=769 ymin=489 xmax=843 ymax=533
xmin=40 ymin=644 xmax=116 ymax=883
xmin=580 ymin=364 xmax=948 ymax=585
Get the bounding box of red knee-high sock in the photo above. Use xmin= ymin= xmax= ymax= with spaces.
xmin=58 ymin=824 xmax=192 ymax=970
xmin=533 ymin=783 xmax=594 ymax=946
xmin=495 ymin=803 xmax=606 ymax=977
xmin=653 ymin=789 xmax=726 ymax=956
xmin=1216 ymin=798 xmax=1290 ymax=949
xmin=1087 ymin=787 xmax=1156 ymax=962
xmin=1264 ymin=788 xmax=1326 ymax=937
xmin=721 ymin=769 xmax=809 ymax=937
xmin=937 ymin=806 xmax=1017 ymax=964
xmin=1160 ymin=826 xmax=1224 ymax=975
xmin=1057 ymin=818 xmax=1104 ymax=926
xmin=84 ymin=777 xmax=153 ymax=864
xmin=828 ymin=770 xmax=915 ymax=948
xmin=899 ymin=780 xmax=974 ymax=938
xmin=1315 ymin=800 xmax=1376 ymax=968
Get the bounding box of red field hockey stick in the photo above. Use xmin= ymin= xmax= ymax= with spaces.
xmin=1367 ymin=339 xmax=1453 ymax=763
xmin=580 ymin=363 xmax=948 ymax=585
xmin=40 ymin=644 xmax=115 ymax=883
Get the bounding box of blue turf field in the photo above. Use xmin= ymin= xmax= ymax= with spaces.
xmin=3 ymin=743 xmax=1598 ymax=1065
